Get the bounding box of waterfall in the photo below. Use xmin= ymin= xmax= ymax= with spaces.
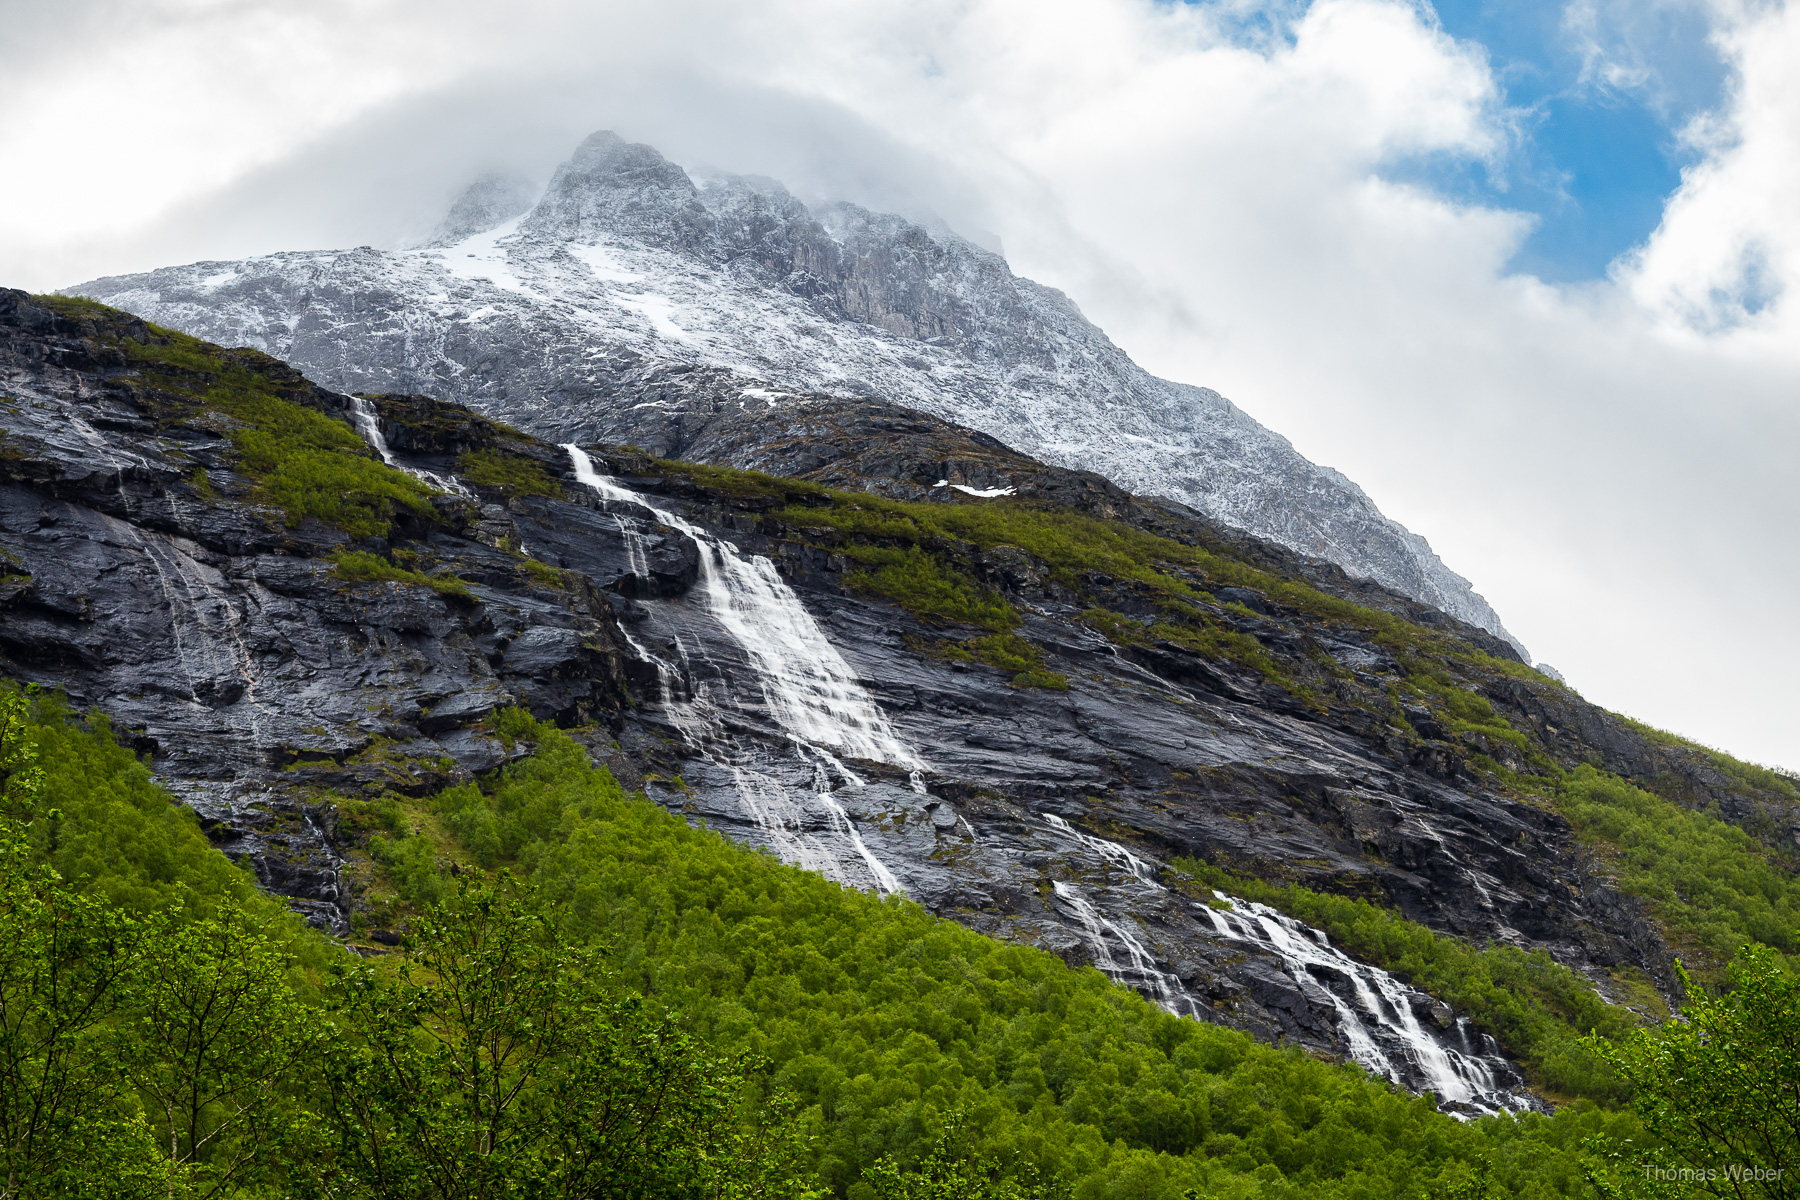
xmin=1041 ymin=815 xmax=1201 ymax=1017
xmin=347 ymin=397 xmax=471 ymax=496
xmin=565 ymin=446 xmax=920 ymax=768
xmin=1052 ymin=880 xmax=1199 ymax=1017
xmin=1039 ymin=813 xmax=1529 ymax=1116
xmin=1044 ymin=812 xmax=1157 ymax=884
xmin=1199 ymin=892 xmax=1528 ymax=1115
xmin=113 ymin=517 xmax=268 ymax=745
xmin=565 ymin=445 xmax=915 ymax=896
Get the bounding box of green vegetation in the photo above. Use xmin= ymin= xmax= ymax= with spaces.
xmin=17 ymin=683 xmax=1800 ymax=1198
xmin=329 ymin=550 xmax=474 ymax=600
xmin=31 ymin=296 xmax=440 ymax=539
xmin=6 ymin=686 xmax=1695 ymax=1198
xmin=1591 ymin=946 xmax=1799 ymax=1197
xmin=520 ymin=557 xmax=566 ymax=589
xmin=1554 ymin=768 xmax=1800 ymax=976
xmin=12 ymin=687 xmax=298 ymax=925
xmin=1168 ymin=860 xmax=1636 ymax=1104
xmin=360 ymin=709 xmax=1661 ymax=1199
xmin=0 ymin=688 xmax=812 ymax=1198
xmin=839 ymin=542 xmax=1066 ymax=687
xmin=457 ymin=448 xmax=565 ymax=499
xmin=126 ymin=337 xmax=439 ymax=538
xmin=767 ymin=488 xmax=1524 ymax=702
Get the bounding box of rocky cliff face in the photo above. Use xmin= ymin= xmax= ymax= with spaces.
xmin=0 ymin=292 xmax=631 ymax=929
xmin=66 ymin=129 xmax=1526 ymax=654
xmin=8 ymin=291 xmax=1788 ymax=1116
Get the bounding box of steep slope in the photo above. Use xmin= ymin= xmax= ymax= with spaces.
xmin=7 ymin=291 xmax=1797 ymax=1119
xmin=68 ymin=129 xmax=1526 ymax=653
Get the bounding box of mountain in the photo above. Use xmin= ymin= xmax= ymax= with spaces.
xmin=67 ymin=129 xmax=1528 ymax=656
xmin=12 ymin=290 xmax=1799 ymax=1128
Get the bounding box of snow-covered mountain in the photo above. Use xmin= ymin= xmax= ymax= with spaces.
xmin=68 ymin=130 xmax=1523 ymax=650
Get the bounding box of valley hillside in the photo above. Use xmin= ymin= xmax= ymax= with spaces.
xmin=1 ymin=291 xmax=1796 ymax=1197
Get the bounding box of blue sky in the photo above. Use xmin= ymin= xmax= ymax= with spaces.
xmin=1417 ymin=0 xmax=1731 ymax=281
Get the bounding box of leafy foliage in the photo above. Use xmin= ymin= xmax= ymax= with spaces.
xmin=456 ymin=449 xmax=565 ymax=499
xmin=126 ymin=336 xmax=439 ymax=538
xmin=1554 ymin=769 xmax=1800 ymax=975
xmin=0 ymin=697 xmax=813 ymax=1197
xmin=321 ymin=880 xmax=818 ymax=1199
xmin=395 ymin=711 xmax=1649 ymax=1199
xmin=29 ymin=298 xmax=439 ymax=539
xmin=1590 ymin=946 xmax=1799 ymax=1198
xmin=863 ymin=1114 xmax=1067 ymax=1200
xmin=15 ymin=688 xmax=294 ymax=923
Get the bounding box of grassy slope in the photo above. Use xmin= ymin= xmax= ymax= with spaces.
xmin=11 ymin=295 xmax=1790 ymax=1192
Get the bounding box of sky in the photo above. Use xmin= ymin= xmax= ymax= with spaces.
xmin=1 ymin=0 xmax=1796 ymax=771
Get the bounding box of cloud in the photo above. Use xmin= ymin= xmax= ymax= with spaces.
xmin=3 ymin=0 xmax=1796 ymax=767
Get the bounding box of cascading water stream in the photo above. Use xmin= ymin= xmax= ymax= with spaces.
xmin=564 ymin=444 xmax=916 ymax=895
xmin=110 ymin=515 xmax=268 ymax=745
xmin=1050 ymin=881 xmax=1198 ymax=1016
xmin=1044 ymin=813 xmax=1157 ymax=883
xmin=567 ymin=445 xmax=920 ymax=767
xmin=1038 ymin=814 xmax=1528 ymax=1116
xmin=347 ymin=397 xmax=472 ymax=496
xmin=1200 ymin=892 xmax=1528 ymax=1115
xmin=1040 ymin=815 xmax=1200 ymax=1017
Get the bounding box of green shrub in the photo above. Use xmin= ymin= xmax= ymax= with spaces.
xmin=13 ymin=687 xmax=295 ymax=925
xmin=457 ymin=449 xmax=564 ymax=499
xmin=846 ymin=547 xmax=1014 ymax=631
xmin=393 ymin=711 xmax=1648 ymax=1198
xmin=328 ymin=550 xmax=473 ymax=599
xmin=118 ymin=328 xmax=440 ymax=538
xmin=1555 ymin=767 xmax=1800 ymax=974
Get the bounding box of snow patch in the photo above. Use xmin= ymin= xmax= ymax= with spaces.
xmin=613 ymin=293 xmax=687 ymax=342
xmin=420 ymin=217 xmax=528 ymax=293
xmin=569 ymin=243 xmax=643 ymax=283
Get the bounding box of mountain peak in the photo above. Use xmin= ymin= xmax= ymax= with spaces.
xmin=67 ymin=127 xmax=1527 ymax=653
xmin=522 ymin=129 xmax=713 ymax=253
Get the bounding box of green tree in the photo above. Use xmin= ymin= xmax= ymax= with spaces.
xmin=861 ymin=1114 xmax=1065 ymax=1200
xmin=0 ymin=698 xmax=159 ymax=1199
xmin=1592 ymin=946 xmax=1799 ymax=1199
xmin=0 ymin=690 xmax=44 ymax=819
xmin=116 ymin=910 xmax=324 ymax=1197
xmin=323 ymin=878 xmax=818 ymax=1199
xmin=0 ymin=835 xmax=154 ymax=1199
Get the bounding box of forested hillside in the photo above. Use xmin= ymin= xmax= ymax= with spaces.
xmin=7 ymin=689 xmax=1798 ymax=1198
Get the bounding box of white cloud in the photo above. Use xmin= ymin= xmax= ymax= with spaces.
xmin=2 ymin=0 xmax=1796 ymax=767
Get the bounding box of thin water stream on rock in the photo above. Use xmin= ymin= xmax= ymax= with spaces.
xmin=1039 ymin=814 xmax=1531 ymax=1116
xmin=565 ymin=445 xmax=913 ymax=895
xmin=565 ymin=444 xmax=1530 ymax=1114
xmin=347 ymin=397 xmax=471 ymax=496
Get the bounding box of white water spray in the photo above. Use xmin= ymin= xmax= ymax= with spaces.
xmin=565 ymin=446 xmax=920 ymax=768
xmin=347 ymin=397 xmax=471 ymax=496
xmin=1200 ymin=892 xmax=1527 ymax=1114
xmin=565 ymin=445 xmax=918 ymax=895
xmin=1044 ymin=812 xmax=1157 ymax=884
xmin=1039 ymin=813 xmax=1527 ymax=1115
xmin=1052 ymin=880 xmax=1198 ymax=1016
